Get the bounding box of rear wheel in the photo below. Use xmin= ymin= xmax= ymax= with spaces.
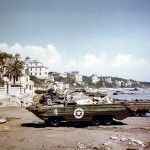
xmin=50 ymin=118 xmax=61 ymax=127
xmin=140 ymin=112 xmax=147 ymax=117
xmin=104 ymin=118 xmax=113 ymax=126
xmin=134 ymin=111 xmax=140 ymax=117
xmin=92 ymin=117 xmax=102 ymax=126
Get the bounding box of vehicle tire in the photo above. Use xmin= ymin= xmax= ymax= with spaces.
xmin=50 ymin=118 xmax=61 ymax=127
xmin=47 ymin=98 xmax=52 ymax=105
xmin=92 ymin=117 xmax=102 ymax=126
xmin=104 ymin=118 xmax=113 ymax=126
xmin=45 ymin=120 xmax=50 ymax=126
xmin=140 ymin=112 xmax=147 ymax=117
xmin=121 ymin=102 xmax=130 ymax=107
xmin=134 ymin=111 xmax=140 ymax=117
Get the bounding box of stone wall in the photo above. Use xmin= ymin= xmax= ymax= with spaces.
xmin=0 ymin=84 xmax=34 ymax=95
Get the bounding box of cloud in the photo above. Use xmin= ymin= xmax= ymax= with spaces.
xmin=66 ymin=53 xmax=150 ymax=81
xmin=0 ymin=43 xmax=62 ymax=67
xmin=0 ymin=43 xmax=9 ymax=50
xmin=110 ymin=54 xmax=150 ymax=80
xmin=66 ymin=52 xmax=107 ymax=70
xmin=82 ymin=52 xmax=107 ymax=67
xmin=110 ymin=54 xmax=149 ymax=74
xmin=66 ymin=61 xmax=78 ymax=68
xmin=111 ymin=54 xmax=132 ymax=67
xmin=111 ymin=54 xmax=147 ymax=68
xmin=0 ymin=43 xmax=150 ymax=81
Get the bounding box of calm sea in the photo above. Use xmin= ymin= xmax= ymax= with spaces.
xmin=99 ymin=88 xmax=150 ymax=100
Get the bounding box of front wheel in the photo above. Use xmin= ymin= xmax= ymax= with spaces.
xmin=104 ymin=118 xmax=113 ymax=126
xmin=50 ymin=118 xmax=61 ymax=127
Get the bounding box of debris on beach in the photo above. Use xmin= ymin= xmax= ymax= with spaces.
xmin=0 ymin=125 xmax=9 ymax=130
xmin=77 ymin=142 xmax=94 ymax=149
xmin=32 ymin=94 xmax=43 ymax=103
xmin=0 ymin=116 xmax=6 ymax=124
xmin=101 ymin=141 xmax=112 ymax=150
xmin=110 ymin=136 xmax=118 ymax=140
xmin=121 ymin=137 xmax=145 ymax=148
xmin=0 ymin=94 xmax=35 ymax=107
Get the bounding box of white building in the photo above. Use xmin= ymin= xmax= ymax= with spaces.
xmin=124 ymin=80 xmax=132 ymax=87
xmin=59 ymin=72 xmax=67 ymax=78
xmin=3 ymin=72 xmax=34 ymax=95
xmin=53 ymin=82 xmax=69 ymax=90
xmin=71 ymin=71 xmax=82 ymax=84
xmin=104 ymin=77 xmax=112 ymax=83
xmin=92 ymin=74 xmax=100 ymax=83
xmin=115 ymin=80 xmax=124 ymax=87
xmin=49 ymin=75 xmax=54 ymax=82
xmin=25 ymin=57 xmax=49 ymax=79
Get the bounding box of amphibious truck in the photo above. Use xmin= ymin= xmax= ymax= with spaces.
xmin=26 ymin=101 xmax=131 ymax=127
xmin=26 ymin=89 xmax=150 ymax=127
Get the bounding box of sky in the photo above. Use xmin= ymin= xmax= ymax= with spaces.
xmin=0 ymin=0 xmax=150 ymax=82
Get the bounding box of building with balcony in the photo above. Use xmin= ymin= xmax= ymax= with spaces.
xmin=25 ymin=57 xmax=49 ymax=79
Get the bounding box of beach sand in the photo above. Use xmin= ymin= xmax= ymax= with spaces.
xmin=0 ymin=106 xmax=150 ymax=150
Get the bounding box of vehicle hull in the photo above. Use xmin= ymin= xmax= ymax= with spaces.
xmin=26 ymin=103 xmax=131 ymax=124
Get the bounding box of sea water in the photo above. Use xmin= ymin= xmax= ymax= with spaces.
xmin=99 ymin=88 xmax=150 ymax=100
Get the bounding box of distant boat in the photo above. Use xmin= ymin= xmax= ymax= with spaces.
xmin=113 ymin=92 xmax=118 ymax=95
xmin=129 ymin=88 xmax=138 ymax=91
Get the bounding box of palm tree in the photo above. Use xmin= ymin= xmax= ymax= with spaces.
xmin=5 ymin=58 xmax=24 ymax=87
xmin=0 ymin=51 xmax=13 ymax=79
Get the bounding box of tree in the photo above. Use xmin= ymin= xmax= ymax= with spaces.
xmin=25 ymin=68 xmax=29 ymax=76
xmin=5 ymin=58 xmax=24 ymax=87
xmin=0 ymin=51 xmax=13 ymax=79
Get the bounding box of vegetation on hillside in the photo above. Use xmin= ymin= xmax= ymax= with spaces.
xmin=54 ymin=75 xmax=76 ymax=87
xmin=29 ymin=75 xmax=46 ymax=88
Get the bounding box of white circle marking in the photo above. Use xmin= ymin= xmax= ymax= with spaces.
xmin=74 ymin=108 xmax=84 ymax=119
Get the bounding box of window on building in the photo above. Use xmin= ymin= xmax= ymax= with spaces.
xmin=35 ymin=73 xmax=37 ymax=75
xmin=39 ymin=73 xmax=41 ymax=75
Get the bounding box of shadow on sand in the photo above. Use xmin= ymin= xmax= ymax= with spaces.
xmin=21 ymin=122 xmax=46 ymax=128
xmin=21 ymin=120 xmax=128 ymax=128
